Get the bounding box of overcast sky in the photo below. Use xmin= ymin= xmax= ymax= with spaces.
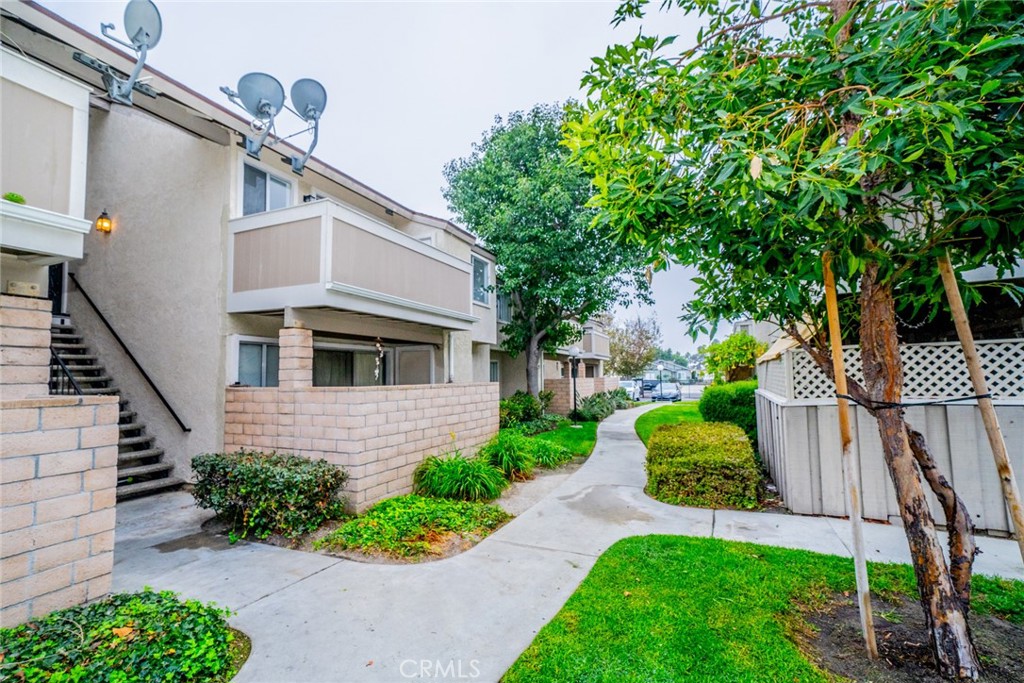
xmin=42 ymin=0 xmax=718 ymax=353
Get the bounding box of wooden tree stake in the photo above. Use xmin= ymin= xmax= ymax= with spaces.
xmin=823 ymin=252 xmax=878 ymax=658
xmin=938 ymin=254 xmax=1024 ymax=564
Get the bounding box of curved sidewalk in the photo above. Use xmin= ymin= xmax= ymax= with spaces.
xmin=113 ymin=403 xmax=1023 ymax=683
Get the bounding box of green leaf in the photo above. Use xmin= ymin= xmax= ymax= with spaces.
xmin=980 ymin=79 xmax=1001 ymax=97
xmin=944 ymin=155 xmax=956 ymax=183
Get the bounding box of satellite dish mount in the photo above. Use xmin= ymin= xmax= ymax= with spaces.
xmin=98 ymin=0 xmax=162 ymax=105
xmin=288 ymin=79 xmax=328 ymax=174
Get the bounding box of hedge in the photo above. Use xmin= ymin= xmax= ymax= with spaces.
xmin=192 ymin=450 xmax=348 ymax=539
xmin=697 ymin=380 xmax=758 ymax=447
xmin=646 ymin=422 xmax=759 ymax=509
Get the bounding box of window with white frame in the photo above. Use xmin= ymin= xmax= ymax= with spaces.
xmin=489 ymin=360 xmax=499 ymax=383
xmin=243 ymin=163 xmax=291 ymax=216
xmin=472 ymin=256 xmax=489 ymax=304
xmin=497 ymin=292 xmax=512 ymax=323
xmin=238 ymin=342 xmax=279 ymax=387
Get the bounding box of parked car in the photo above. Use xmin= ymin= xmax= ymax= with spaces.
xmin=651 ymin=382 xmax=681 ymax=401
xmin=618 ymin=379 xmax=641 ymax=401
xmin=641 ymin=378 xmax=659 ymax=392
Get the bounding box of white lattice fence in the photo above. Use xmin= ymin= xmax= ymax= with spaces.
xmin=791 ymin=339 xmax=1024 ymax=399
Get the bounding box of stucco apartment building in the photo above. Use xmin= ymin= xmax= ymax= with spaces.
xmin=0 ymin=1 xmax=611 ymax=509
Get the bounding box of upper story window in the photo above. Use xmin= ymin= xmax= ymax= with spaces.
xmin=243 ymin=164 xmax=291 ymax=216
xmin=497 ymin=292 xmax=512 ymax=323
xmin=472 ymin=256 xmax=489 ymax=305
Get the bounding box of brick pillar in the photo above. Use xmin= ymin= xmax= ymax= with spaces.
xmin=0 ymin=295 xmax=52 ymax=399
xmin=278 ymin=326 xmax=313 ymax=389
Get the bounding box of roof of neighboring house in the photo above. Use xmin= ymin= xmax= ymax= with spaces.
xmin=2 ymin=1 xmax=478 ymax=247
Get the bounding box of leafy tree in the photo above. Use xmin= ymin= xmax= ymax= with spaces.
xmin=444 ymin=104 xmax=650 ymax=396
xmin=703 ymin=332 xmax=767 ymax=383
xmin=609 ymin=315 xmax=662 ymax=377
xmin=566 ymin=0 xmax=1024 ymax=677
xmin=656 ymin=347 xmax=689 ymax=366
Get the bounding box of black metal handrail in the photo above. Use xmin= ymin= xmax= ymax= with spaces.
xmin=50 ymin=348 xmax=84 ymax=396
xmin=68 ymin=272 xmax=191 ymax=433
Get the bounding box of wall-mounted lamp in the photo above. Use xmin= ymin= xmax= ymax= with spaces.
xmin=95 ymin=210 xmax=112 ymax=233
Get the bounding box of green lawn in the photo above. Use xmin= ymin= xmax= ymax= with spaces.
xmin=634 ymin=402 xmax=703 ymax=444
xmin=531 ymin=421 xmax=598 ymax=457
xmin=502 ymin=535 xmax=1024 ymax=683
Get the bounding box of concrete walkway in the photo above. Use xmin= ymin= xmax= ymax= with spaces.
xmin=113 ymin=403 xmax=1024 ymax=683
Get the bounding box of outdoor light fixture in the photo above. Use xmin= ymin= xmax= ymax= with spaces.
xmin=569 ymin=346 xmax=582 ymax=426
xmin=95 ymin=210 xmax=112 ymax=233
xmin=657 ymin=363 xmax=665 ymax=400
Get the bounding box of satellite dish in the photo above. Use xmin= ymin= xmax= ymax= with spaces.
xmin=290 ymin=79 xmax=327 ymax=122
xmin=221 ymin=73 xmax=285 ymax=159
xmin=237 ymin=73 xmax=286 ymax=121
xmin=288 ymin=79 xmax=327 ymax=175
xmin=123 ymin=0 xmax=162 ymax=50
xmin=97 ymin=0 xmax=163 ymax=105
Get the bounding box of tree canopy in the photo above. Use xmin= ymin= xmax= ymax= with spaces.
xmin=608 ymin=315 xmax=662 ymax=378
xmin=567 ymin=0 xmax=1024 ymax=339
xmin=444 ymin=103 xmax=650 ymax=395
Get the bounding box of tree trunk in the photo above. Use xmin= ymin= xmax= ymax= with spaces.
xmin=859 ymin=264 xmax=980 ymax=680
xmin=525 ymin=336 xmax=542 ymax=397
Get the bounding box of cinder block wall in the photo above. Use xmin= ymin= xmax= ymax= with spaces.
xmin=224 ymin=383 xmax=499 ymax=511
xmin=0 ymin=395 xmax=120 ymax=626
xmin=0 ymin=294 xmax=120 ymax=627
xmin=545 ymin=376 xmax=620 ymax=416
xmin=0 ymin=294 xmax=51 ymax=399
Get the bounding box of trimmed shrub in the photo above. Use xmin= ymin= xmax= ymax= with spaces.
xmin=538 ymin=389 xmax=555 ymax=413
xmin=480 ymin=429 xmax=536 ymax=480
xmin=698 ymin=380 xmax=758 ymax=447
xmin=0 ymin=588 xmax=235 ymax=682
xmin=191 ymin=450 xmax=347 ymax=539
xmin=499 ymin=391 xmax=543 ymax=427
xmin=531 ymin=439 xmax=574 ymax=469
xmin=413 ymin=453 xmax=508 ymax=501
xmin=646 ymin=422 xmax=759 ymax=509
xmin=314 ymin=494 xmax=510 ymax=557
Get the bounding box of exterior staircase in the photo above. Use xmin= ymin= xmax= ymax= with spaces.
xmin=50 ymin=321 xmax=183 ymax=499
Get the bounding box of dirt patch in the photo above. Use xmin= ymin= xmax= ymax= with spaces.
xmin=803 ymin=595 xmax=1024 ymax=682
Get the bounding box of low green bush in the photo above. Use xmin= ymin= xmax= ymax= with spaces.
xmin=531 ymin=439 xmax=574 ymax=469
xmin=191 ymin=450 xmax=348 ymax=539
xmin=698 ymin=380 xmax=758 ymax=447
xmin=0 ymin=588 xmax=236 ymax=683
xmin=480 ymin=429 xmax=536 ymax=480
xmin=646 ymin=422 xmax=760 ymax=509
xmin=413 ymin=452 xmax=508 ymax=501
xmin=518 ymin=413 xmax=567 ymax=435
xmin=314 ymin=494 xmax=510 ymax=557
xmin=499 ymin=391 xmax=543 ymax=428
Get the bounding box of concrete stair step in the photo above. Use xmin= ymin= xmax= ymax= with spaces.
xmin=79 ymin=386 xmax=118 ymax=395
xmin=117 ymin=448 xmax=165 ymax=465
xmin=118 ymin=462 xmax=174 ymax=479
xmin=116 ymin=477 xmax=184 ymax=500
xmin=66 ymin=374 xmax=113 ymax=385
xmin=119 ymin=410 xmax=137 ymax=422
xmin=50 ymin=333 xmax=82 ymax=342
xmin=51 ymin=343 xmax=89 ymax=351
xmin=118 ymin=435 xmax=154 ymax=448
xmin=118 ymin=422 xmax=145 ymax=434
xmin=59 ymin=355 xmax=99 ymax=363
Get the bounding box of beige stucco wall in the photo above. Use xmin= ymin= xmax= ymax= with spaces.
xmin=1 ymin=256 xmax=48 ymax=297
xmin=71 ymin=105 xmax=232 ymax=481
xmin=471 ymin=342 xmax=491 ymax=384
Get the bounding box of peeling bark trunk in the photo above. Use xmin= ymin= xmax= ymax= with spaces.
xmin=906 ymin=427 xmax=978 ymax=607
xmin=859 ymin=264 xmax=980 ymax=680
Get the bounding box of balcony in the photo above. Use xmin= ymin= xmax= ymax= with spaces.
xmin=0 ymin=200 xmax=91 ymax=266
xmin=228 ymin=200 xmax=477 ymax=330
